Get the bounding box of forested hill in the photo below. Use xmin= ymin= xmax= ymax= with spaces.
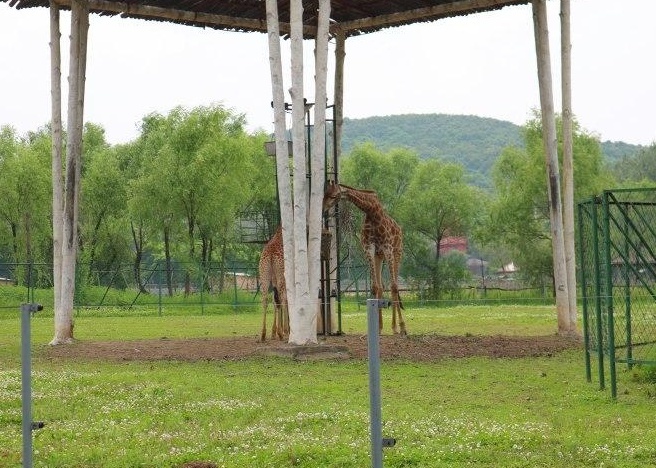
xmin=341 ymin=113 xmax=643 ymax=185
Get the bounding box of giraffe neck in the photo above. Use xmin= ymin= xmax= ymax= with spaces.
xmin=341 ymin=185 xmax=383 ymax=219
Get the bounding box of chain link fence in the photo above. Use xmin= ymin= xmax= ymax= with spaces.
xmin=0 ymin=258 xmax=554 ymax=315
xmin=578 ymin=188 xmax=656 ymax=398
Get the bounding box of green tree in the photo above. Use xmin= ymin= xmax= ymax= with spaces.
xmin=612 ymin=143 xmax=656 ymax=183
xmin=80 ymin=136 xmax=131 ymax=287
xmin=340 ymin=143 xmax=419 ymax=213
xmin=128 ymin=105 xmax=267 ymax=295
xmin=129 ymin=112 xmax=183 ymax=296
xmin=338 ymin=143 xmax=420 ymax=272
xmin=483 ymin=116 xmax=614 ymax=286
xmin=0 ymin=126 xmax=52 ymax=284
xmin=0 ymin=126 xmax=21 ymax=264
xmin=397 ymin=159 xmax=482 ymax=299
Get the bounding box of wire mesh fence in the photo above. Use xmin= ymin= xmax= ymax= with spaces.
xmin=578 ymin=188 xmax=656 ymax=397
xmin=0 ymin=259 xmax=555 ymax=315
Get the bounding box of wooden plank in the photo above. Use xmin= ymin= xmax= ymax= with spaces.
xmin=339 ymin=0 xmax=527 ymax=33
xmin=49 ymin=0 xmax=528 ymax=37
xmin=52 ymin=0 xmax=318 ymax=36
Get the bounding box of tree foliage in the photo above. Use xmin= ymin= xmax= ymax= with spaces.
xmin=341 ymin=114 xmax=643 ymax=188
xmin=339 ymin=143 xmax=482 ymax=299
xmin=0 ymin=105 xmax=276 ymax=295
xmin=482 ymin=115 xmax=614 ymax=285
xmin=0 ymin=125 xmax=52 ymax=284
xmin=1 ymin=109 xmax=643 ymax=301
xmin=397 ymin=160 xmax=483 ymax=299
xmin=126 ymin=105 xmax=270 ymax=295
xmin=611 ymin=143 xmax=656 ymax=184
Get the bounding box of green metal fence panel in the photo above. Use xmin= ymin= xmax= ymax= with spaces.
xmin=579 ymin=188 xmax=656 ymax=398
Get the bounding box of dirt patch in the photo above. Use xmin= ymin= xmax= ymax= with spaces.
xmin=42 ymin=333 xmax=581 ymax=362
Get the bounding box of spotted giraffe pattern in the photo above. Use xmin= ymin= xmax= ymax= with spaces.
xmin=323 ymin=181 xmax=407 ymax=335
xmin=258 ymin=226 xmax=288 ymax=341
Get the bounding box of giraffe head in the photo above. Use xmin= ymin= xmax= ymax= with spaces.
xmin=323 ymin=180 xmax=343 ymax=212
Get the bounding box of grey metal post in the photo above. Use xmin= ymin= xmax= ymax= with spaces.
xmin=367 ymin=299 xmax=383 ymax=468
xmin=21 ymin=303 xmax=42 ymax=468
xmin=367 ymin=299 xmax=395 ymax=468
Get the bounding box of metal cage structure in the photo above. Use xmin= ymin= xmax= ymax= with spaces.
xmin=578 ymin=188 xmax=656 ymax=398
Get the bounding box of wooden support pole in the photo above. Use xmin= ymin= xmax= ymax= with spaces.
xmin=560 ymin=0 xmax=578 ymax=332
xmin=333 ymin=28 xmax=345 ymax=179
xmin=309 ymin=0 xmax=331 ymax=337
xmin=49 ymin=1 xmax=63 ymax=317
xmin=329 ymin=27 xmax=346 ymax=334
xmin=265 ymin=0 xmax=296 ymax=321
xmin=52 ymin=0 xmax=89 ymax=344
xmin=531 ymin=0 xmax=572 ymax=335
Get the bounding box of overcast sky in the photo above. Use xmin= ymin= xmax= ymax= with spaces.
xmin=1 ymin=0 xmax=654 ymax=146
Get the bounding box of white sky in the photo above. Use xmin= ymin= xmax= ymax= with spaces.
xmin=1 ymin=0 xmax=655 ymax=146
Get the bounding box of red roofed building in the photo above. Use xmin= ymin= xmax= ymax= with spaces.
xmin=439 ymin=236 xmax=467 ymax=255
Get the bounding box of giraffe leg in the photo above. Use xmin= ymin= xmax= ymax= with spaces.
xmin=260 ymin=288 xmax=268 ymax=342
xmin=389 ymin=257 xmax=406 ymax=336
xmin=373 ymin=256 xmax=385 ymax=334
xmin=391 ymin=283 xmax=406 ymax=336
xmin=281 ymin=288 xmax=289 ymax=337
xmin=278 ymin=279 xmax=289 ymax=337
xmin=273 ymin=287 xmax=286 ymax=340
xmin=390 ymin=284 xmax=398 ymax=334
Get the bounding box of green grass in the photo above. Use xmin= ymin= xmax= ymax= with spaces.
xmin=1 ymin=305 xmax=656 ymax=467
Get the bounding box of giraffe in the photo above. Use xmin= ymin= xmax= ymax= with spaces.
xmin=258 ymin=226 xmax=289 ymax=341
xmin=323 ymin=181 xmax=407 ymax=335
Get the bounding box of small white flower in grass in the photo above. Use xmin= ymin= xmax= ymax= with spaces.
xmin=169 ymin=446 xmax=181 ymax=455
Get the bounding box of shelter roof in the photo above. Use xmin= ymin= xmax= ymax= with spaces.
xmin=5 ymin=0 xmax=530 ymax=38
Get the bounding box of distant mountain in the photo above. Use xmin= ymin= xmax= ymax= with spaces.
xmin=599 ymin=140 xmax=645 ymax=164
xmin=341 ymin=113 xmax=643 ymax=187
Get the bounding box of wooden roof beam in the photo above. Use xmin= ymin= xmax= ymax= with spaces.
xmin=51 ymin=0 xmax=319 ymax=36
xmin=339 ymin=0 xmax=526 ymax=33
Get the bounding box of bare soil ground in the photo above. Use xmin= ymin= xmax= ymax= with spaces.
xmin=43 ymin=333 xmax=581 ymax=362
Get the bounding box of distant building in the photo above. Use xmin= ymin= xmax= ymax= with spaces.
xmin=498 ymin=262 xmax=518 ymax=274
xmin=439 ymin=236 xmax=467 ymax=255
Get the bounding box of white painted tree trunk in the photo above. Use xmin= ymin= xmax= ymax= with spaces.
xmin=265 ymin=0 xmax=330 ymax=345
xmin=49 ymin=1 xmax=63 ymax=320
xmin=265 ymin=0 xmax=296 ymax=318
xmin=532 ymin=0 xmax=572 ymax=335
xmin=560 ymin=0 xmax=578 ymax=333
xmin=51 ymin=0 xmax=89 ymax=345
xmin=287 ymin=0 xmax=315 ymax=345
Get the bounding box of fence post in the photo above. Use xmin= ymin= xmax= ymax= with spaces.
xmin=21 ymin=302 xmax=43 ymax=468
xmin=199 ymin=263 xmax=205 ymax=316
xmin=577 ymin=202 xmax=592 ymax=383
xmin=367 ymin=298 xmax=396 ymax=467
xmin=158 ymin=265 xmax=163 ymax=317
xmin=232 ymin=267 xmax=239 ymax=309
xmin=601 ymin=191 xmax=617 ymax=398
